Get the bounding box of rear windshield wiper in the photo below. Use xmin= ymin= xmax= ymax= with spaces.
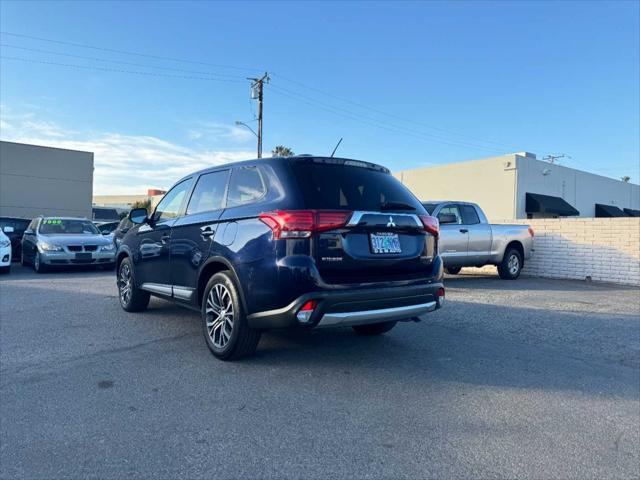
xmin=380 ymin=201 xmax=416 ymax=211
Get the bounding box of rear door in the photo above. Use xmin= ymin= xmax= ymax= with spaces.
xmin=460 ymin=204 xmax=492 ymax=265
xmin=436 ymin=204 xmax=469 ymax=266
xmin=288 ymin=160 xmax=436 ymax=284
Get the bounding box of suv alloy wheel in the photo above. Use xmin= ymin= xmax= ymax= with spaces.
xmin=201 ymin=272 xmax=261 ymax=360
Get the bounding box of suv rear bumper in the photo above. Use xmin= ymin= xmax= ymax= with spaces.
xmin=247 ymin=282 xmax=444 ymax=329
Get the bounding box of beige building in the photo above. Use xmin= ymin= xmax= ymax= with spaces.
xmin=394 ymin=152 xmax=640 ymax=220
xmin=0 ymin=141 xmax=93 ymax=219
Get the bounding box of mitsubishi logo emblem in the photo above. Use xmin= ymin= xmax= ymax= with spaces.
xmin=387 ymin=216 xmax=396 ymax=228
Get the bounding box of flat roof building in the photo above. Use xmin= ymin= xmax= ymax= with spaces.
xmin=0 ymin=141 xmax=94 ymax=219
xmin=394 ymin=152 xmax=640 ymax=220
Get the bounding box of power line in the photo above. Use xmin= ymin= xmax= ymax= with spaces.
xmin=0 ymin=43 xmax=245 ymax=80
xmin=269 ymin=84 xmax=513 ymax=152
xmin=268 ymin=85 xmax=506 ymax=152
xmin=0 ymin=31 xmax=262 ymax=73
xmin=1 ymin=30 xmax=559 ymax=157
xmin=0 ymin=56 xmax=245 ymax=83
xmin=272 ymin=72 xmax=531 ymax=153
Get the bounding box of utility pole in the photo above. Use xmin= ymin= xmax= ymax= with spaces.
xmin=248 ymin=72 xmax=269 ymax=158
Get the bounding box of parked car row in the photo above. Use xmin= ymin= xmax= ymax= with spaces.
xmin=0 ymin=215 xmax=118 ymax=274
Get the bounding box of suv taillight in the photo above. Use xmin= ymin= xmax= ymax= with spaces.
xmin=419 ymin=214 xmax=439 ymax=237
xmin=259 ymin=210 xmax=352 ymax=239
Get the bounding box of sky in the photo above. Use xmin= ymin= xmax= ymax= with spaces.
xmin=0 ymin=0 xmax=638 ymax=194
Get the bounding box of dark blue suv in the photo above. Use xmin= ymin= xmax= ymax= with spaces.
xmin=116 ymin=156 xmax=444 ymax=360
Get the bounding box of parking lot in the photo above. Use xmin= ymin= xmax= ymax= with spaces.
xmin=1 ymin=265 xmax=639 ymax=479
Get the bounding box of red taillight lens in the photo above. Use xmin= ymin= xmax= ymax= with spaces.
xmin=296 ymin=299 xmax=318 ymax=324
xmin=528 ymin=227 xmax=535 ymax=237
xmin=299 ymin=300 xmax=317 ymax=311
xmin=316 ymin=211 xmax=352 ymax=232
xmin=259 ymin=210 xmax=351 ymax=239
xmin=419 ymin=214 xmax=439 ymax=237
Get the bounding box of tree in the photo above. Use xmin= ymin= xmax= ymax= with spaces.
xmin=271 ymin=145 xmax=295 ymax=157
xmin=131 ymin=198 xmax=152 ymax=213
xmin=621 ymin=176 xmax=631 ymax=183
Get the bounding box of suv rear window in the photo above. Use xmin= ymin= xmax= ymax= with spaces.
xmin=290 ymin=162 xmax=422 ymax=211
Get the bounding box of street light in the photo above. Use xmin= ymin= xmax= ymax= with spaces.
xmin=235 ymin=121 xmax=259 ymax=158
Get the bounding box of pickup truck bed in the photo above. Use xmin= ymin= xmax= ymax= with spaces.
xmin=422 ymin=201 xmax=534 ymax=279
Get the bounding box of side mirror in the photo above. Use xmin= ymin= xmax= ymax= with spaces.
xmin=24 ymin=229 xmax=34 ymax=235
xmin=438 ymin=213 xmax=458 ymax=225
xmin=129 ymin=208 xmax=148 ymax=225
xmin=3 ymin=226 xmax=14 ymax=233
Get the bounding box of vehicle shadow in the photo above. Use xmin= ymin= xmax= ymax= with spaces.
xmin=0 ymin=264 xmax=114 ymax=282
xmin=444 ymin=273 xmax=638 ymax=292
xmin=246 ymin=300 xmax=640 ymax=399
xmin=2 ymin=266 xmax=638 ymax=401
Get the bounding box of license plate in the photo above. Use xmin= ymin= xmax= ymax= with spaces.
xmin=370 ymin=232 xmax=401 ymax=254
xmin=75 ymin=252 xmax=92 ymax=261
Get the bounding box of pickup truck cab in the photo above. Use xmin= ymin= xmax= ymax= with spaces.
xmin=422 ymin=201 xmax=533 ymax=279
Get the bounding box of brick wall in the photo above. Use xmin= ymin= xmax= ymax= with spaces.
xmin=465 ymin=218 xmax=640 ymax=286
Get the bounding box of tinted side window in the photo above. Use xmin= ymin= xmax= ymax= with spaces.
xmin=153 ymin=179 xmax=192 ymax=222
xmin=15 ymin=219 xmax=30 ymax=233
xmin=438 ymin=205 xmax=462 ymax=224
xmin=459 ymin=204 xmax=480 ymax=225
xmin=186 ymin=170 xmax=229 ymax=215
xmin=227 ymin=167 xmax=265 ymax=207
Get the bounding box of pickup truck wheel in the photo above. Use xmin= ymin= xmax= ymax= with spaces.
xmin=498 ymin=248 xmax=523 ymax=280
xmin=352 ymin=321 xmax=397 ymax=335
xmin=117 ymin=258 xmax=150 ymax=312
xmin=202 ymin=272 xmax=261 ymax=360
xmin=445 ymin=267 xmax=462 ymax=275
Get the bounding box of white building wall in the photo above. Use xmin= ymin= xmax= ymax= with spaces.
xmin=394 ymin=155 xmax=518 ymax=220
xmin=464 ymin=218 xmax=640 ymax=286
xmin=515 ymin=156 xmax=640 ymax=218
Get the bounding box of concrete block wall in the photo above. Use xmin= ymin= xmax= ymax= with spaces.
xmin=465 ymin=218 xmax=640 ymax=286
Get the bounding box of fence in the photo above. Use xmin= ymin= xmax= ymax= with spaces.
xmin=466 ymin=218 xmax=640 ymax=286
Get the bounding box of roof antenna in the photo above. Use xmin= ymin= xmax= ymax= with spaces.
xmin=330 ymin=138 xmax=343 ymax=158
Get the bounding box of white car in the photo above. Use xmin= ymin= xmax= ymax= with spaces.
xmin=0 ymin=227 xmax=12 ymax=273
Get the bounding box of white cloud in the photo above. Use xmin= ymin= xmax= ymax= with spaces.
xmin=187 ymin=121 xmax=256 ymax=144
xmin=0 ymin=109 xmax=254 ymax=195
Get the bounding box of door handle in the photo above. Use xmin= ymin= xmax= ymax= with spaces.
xmin=459 ymin=228 xmax=469 ymax=234
xmin=200 ymin=226 xmax=215 ymax=238
xmin=161 ymin=235 xmax=170 ymax=244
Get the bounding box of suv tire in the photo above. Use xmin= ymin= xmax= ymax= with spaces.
xmin=498 ymin=247 xmax=523 ymax=280
xmin=202 ymin=272 xmax=261 ymax=360
xmin=117 ymin=257 xmax=150 ymax=312
xmin=445 ymin=266 xmax=462 ymax=275
xmin=352 ymin=321 xmax=397 ymax=335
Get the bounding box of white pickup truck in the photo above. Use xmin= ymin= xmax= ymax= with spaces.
xmin=422 ymin=201 xmax=534 ymax=279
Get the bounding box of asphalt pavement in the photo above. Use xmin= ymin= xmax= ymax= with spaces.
xmin=1 ymin=265 xmax=639 ymax=479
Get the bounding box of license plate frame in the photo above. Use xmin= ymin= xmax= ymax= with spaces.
xmin=75 ymin=252 xmax=92 ymax=262
xmin=369 ymin=232 xmax=402 ymax=254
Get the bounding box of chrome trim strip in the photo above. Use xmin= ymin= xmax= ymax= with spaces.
xmin=347 ymin=211 xmax=422 ymax=227
xmin=316 ymin=301 xmax=437 ymax=328
xmin=140 ymin=283 xmax=172 ymax=296
xmin=173 ymin=286 xmax=194 ymax=301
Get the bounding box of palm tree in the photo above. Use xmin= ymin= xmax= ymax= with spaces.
xmin=271 ymin=145 xmax=294 ymax=157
